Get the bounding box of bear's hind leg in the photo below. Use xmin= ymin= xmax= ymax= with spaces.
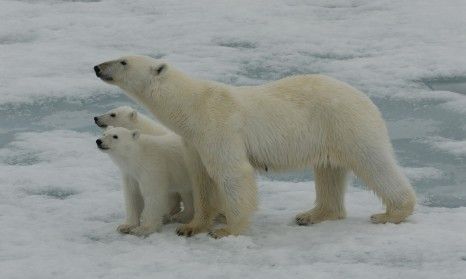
xmin=296 ymin=166 xmax=348 ymax=226
xmin=351 ymin=152 xmax=416 ymax=224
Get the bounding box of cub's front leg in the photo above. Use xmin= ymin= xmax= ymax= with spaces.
xmin=129 ymin=175 xmax=169 ymax=237
xmin=117 ymin=175 xmax=143 ymax=234
xmin=176 ymin=143 xmax=217 ymax=236
xmin=199 ymin=138 xmax=258 ymax=239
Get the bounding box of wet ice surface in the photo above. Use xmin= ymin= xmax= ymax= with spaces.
xmin=1 ymin=0 xmax=466 ymax=278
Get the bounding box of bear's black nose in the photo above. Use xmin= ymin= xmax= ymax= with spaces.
xmin=94 ymin=116 xmax=98 ymax=123
xmin=94 ymin=66 xmax=101 ymax=76
xmin=96 ymin=139 xmax=102 ymax=146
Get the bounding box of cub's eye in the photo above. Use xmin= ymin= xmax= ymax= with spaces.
xmin=110 ymin=113 xmax=116 ymax=117
xmin=120 ymin=61 xmax=127 ymax=65
xmin=113 ymin=135 xmax=118 ymax=139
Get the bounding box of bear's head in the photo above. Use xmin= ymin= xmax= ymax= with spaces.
xmin=93 ymin=55 xmax=167 ymax=93
xmin=96 ymin=126 xmax=140 ymax=154
xmin=94 ymin=106 xmax=138 ymax=129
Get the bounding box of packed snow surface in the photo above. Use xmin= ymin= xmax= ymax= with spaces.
xmin=1 ymin=0 xmax=465 ymax=278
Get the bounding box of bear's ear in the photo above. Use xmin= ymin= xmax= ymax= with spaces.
xmin=151 ymin=63 xmax=167 ymax=76
xmin=130 ymin=110 xmax=138 ymax=121
xmin=105 ymin=125 xmax=114 ymax=131
xmin=131 ymin=130 xmax=140 ymax=140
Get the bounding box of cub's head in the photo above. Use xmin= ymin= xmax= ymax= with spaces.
xmin=96 ymin=126 xmax=140 ymax=154
xmin=94 ymin=106 xmax=139 ymax=129
xmin=93 ymin=55 xmax=167 ymax=93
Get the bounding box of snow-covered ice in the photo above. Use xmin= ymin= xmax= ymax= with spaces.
xmin=1 ymin=130 xmax=466 ymax=279
xmin=1 ymin=0 xmax=465 ymax=278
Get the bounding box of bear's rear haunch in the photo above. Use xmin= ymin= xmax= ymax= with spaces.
xmin=94 ymin=55 xmax=416 ymax=238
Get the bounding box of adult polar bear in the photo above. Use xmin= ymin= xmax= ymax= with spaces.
xmin=94 ymin=55 xmax=416 ymax=238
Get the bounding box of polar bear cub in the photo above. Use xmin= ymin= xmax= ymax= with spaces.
xmin=96 ymin=127 xmax=193 ymax=236
xmin=94 ymin=105 xmax=169 ymax=136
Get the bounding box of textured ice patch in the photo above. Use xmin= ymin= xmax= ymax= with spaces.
xmin=214 ymin=38 xmax=256 ymax=49
xmin=404 ymin=167 xmax=443 ymax=182
xmin=424 ymin=191 xmax=466 ymax=208
xmin=424 ymin=76 xmax=466 ymax=95
xmin=387 ymin=118 xmax=439 ymax=140
xmin=442 ymin=97 xmax=466 ymax=114
xmin=1 ymin=130 xmax=97 ymax=162
xmin=38 ymin=110 xmax=95 ymax=130
xmin=24 ymin=186 xmax=79 ymax=199
xmin=0 ymin=31 xmax=38 ymax=45
xmin=423 ymin=137 xmax=466 ymax=157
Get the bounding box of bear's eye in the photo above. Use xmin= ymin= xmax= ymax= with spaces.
xmin=120 ymin=61 xmax=127 ymax=65
xmin=113 ymin=135 xmax=118 ymax=139
xmin=110 ymin=113 xmax=116 ymax=117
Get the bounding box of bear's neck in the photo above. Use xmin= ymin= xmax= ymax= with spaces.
xmin=134 ymin=68 xmax=210 ymax=138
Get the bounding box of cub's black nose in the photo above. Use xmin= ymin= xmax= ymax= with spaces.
xmin=96 ymin=139 xmax=102 ymax=146
xmin=94 ymin=66 xmax=101 ymax=75
xmin=94 ymin=116 xmax=98 ymax=123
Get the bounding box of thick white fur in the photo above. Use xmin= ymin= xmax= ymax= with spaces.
xmin=95 ymin=55 xmax=416 ymax=238
xmin=95 ymin=106 xmax=185 ymax=218
xmin=97 ymin=127 xmax=193 ymax=236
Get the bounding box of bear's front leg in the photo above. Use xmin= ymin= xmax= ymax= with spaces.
xmin=197 ymin=139 xmax=258 ymax=239
xmin=118 ymin=176 xmax=143 ymax=234
xmin=129 ymin=177 xmax=167 ymax=237
xmin=206 ymin=162 xmax=258 ymax=239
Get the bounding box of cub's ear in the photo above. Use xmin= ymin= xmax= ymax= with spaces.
xmin=105 ymin=125 xmax=114 ymax=131
xmin=131 ymin=130 xmax=140 ymax=140
xmin=151 ymin=63 xmax=167 ymax=76
xmin=130 ymin=110 xmax=138 ymax=121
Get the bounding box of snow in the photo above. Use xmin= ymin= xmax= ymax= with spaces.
xmin=1 ymin=0 xmax=466 ymax=278
xmin=1 ymin=130 xmax=466 ymax=279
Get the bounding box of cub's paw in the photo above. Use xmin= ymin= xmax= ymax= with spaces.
xmin=176 ymin=224 xmax=204 ymax=237
xmin=129 ymin=225 xmax=159 ymax=237
xmin=117 ymin=224 xmax=138 ymax=234
xmin=208 ymin=228 xmax=231 ymax=239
